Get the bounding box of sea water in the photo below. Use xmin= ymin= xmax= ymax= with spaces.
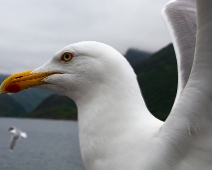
xmin=0 ymin=118 xmax=85 ymax=170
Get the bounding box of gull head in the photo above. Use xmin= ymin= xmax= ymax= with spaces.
xmin=8 ymin=126 xmax=16 ymax=134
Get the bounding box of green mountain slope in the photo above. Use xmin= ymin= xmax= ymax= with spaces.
xmin=11 ymin=88 xmax=54 ymax=112
xmin=26 ymin=43 xmax=176 ymax=121
xmin=0 ymin=44 xmax=177 ymax=121
xmin=0 ymin=75 xmax=7 ymax=83
xmin=0 ymin=94 xmax=26 ymax=117
xmin=26 ymin=94 xmax=77 ymax=120
xmin=124 ymin=48 xmax=151 ymax=66
xmin=135 ymin=44 xmax=177 ymax=120
xmin=0 ymin=75 xmax=54 ymax=112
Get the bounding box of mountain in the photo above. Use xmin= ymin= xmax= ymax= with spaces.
xmin=26 ymin=43 xmax=176 ymax=121
xmin=0 ymin=44 xmax=177 ymax=121
xmin=135 ymin=43 xmax=177 ymax=121
xmin=0 ymin=74 xmax=53 ymax=112
xmin=11 ymin=88 xmax=54 ymax=112
xmin=124 ymin=48 xmax=151 ymax=66
xmin=26 ymin=94 xmax=77 ymax=120
xmin=0 ymin=48 xmax=150 ymax=117
xmin=0 ymin=94 xmax=26 ymax=117
xmin=0 ymin=74 xmax=8 ymax=83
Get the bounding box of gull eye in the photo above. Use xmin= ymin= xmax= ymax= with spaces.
xmin=60 ymin=52 xmax=74 ymax=62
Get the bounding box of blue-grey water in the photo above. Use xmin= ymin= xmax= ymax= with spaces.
xmin=0 ymin=118 xmax=85 ymax=170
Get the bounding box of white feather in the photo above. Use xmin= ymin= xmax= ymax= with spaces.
xmin=162 ymin=0 xmax=196 ymax=104
xmin=20 ymin=132 xmax=27 ymax=138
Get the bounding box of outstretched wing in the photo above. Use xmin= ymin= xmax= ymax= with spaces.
xmin=20 ymin=132 xmax=27 ymax=138
xmin=10 ymin=135 xmax=19 ymax=150
xmin=142 ymin=1 xmax=212 ymax=170
xmin=162 ymin=0 xmax=196 ymax=104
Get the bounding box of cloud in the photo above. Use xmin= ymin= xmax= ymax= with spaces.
xmin=0 ymin=0 xmax=171 ymax=74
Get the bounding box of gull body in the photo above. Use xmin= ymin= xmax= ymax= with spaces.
xmin=8 ymin=126 xmax=27 ymax=150
xmin=1 ymin=0 xmax=212 ymax=169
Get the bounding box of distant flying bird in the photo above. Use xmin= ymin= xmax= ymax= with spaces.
xmin=1 ymin=0 xmax=212 ymax=169
xmin=8 ymin=126 xmax=27 ymax=151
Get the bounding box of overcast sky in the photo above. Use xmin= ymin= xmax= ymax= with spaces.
xmin=0 ymin=0 xmax=171 ymax=74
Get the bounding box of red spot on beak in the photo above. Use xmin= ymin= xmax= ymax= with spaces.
xmin=5 ymin=83 xmax=21 ymax=93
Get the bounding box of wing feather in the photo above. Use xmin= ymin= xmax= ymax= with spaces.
xmin=10 ymin=135 xmax=19 ymax=150
xmin=20 ymin=132 xmax=27 ymax=138
xmin=162 ymin=0 xmax=196 ymax=104
xmin=142 ymin=1 xmax=212 ymax=169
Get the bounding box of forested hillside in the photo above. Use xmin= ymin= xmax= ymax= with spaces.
xmin=0 ymin=44 xmax=177 ymax=121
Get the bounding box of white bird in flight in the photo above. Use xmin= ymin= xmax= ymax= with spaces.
xmin=8 ymin=126 xmax=27 ymax=151
xmin=1 ymin=0 xmax=212 ymax=169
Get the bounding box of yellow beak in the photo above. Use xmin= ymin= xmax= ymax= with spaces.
xmin=0 ymin=70 xmax=60 ymax=93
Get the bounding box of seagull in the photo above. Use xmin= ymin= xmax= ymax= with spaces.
xmin=1 ymin=0 xmax=212 ymax=169
xmin=8 ymin=126 xmax=27 ymax=151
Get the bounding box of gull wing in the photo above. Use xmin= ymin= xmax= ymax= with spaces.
xmin=10 ymin=135 xmax=19 ymax=150
xmin=142 ymin=1 xmax=212 ymax=170
xmin=162 ymin=0 xmax=196 ymax=104
xmin=20 ymin=132 xmax=27 ymax=138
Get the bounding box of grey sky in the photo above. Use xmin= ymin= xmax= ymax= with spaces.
xmin=0 ymin=0 xmax=171 ymax=74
